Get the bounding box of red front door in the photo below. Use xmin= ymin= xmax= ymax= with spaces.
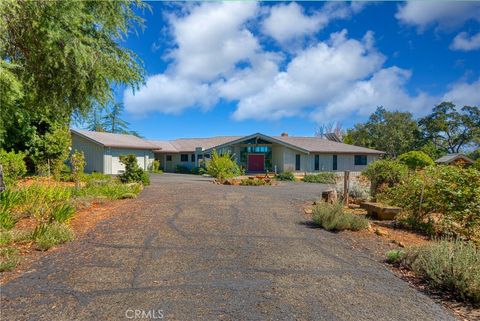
xmin=248 ymin=154 xmax=265 ymax=172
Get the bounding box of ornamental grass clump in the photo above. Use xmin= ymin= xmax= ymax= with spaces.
xmin=275 ymin=171 xmax=296 ymax=181
xmin=312 ymin=202 xmax=369 ymax=231
xmin=303 ymin=173 xmax=336 ymax=184
xmin=205 ymin=150 xmax=240 ymax=180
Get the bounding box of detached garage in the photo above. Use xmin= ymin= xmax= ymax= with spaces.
xmin=71 ymin=129 xmax=156 ymax=174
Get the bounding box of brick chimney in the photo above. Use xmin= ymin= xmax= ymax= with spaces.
xmin=281 ymin=132 xmax=288 ymax=137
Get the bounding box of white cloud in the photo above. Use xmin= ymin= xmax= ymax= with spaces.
xmin=450 ymin=32 xmax=480 ymax=51
xmin=395 ymin=2 xmax=480 ymax=31
xmin=262 ymin=2 xmax=365 ymax=44
xmin=442 ymin=78 xmax=480 ymax=106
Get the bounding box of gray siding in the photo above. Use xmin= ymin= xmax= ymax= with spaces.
xmin=71 ymin=134 xmax=105 ymax=173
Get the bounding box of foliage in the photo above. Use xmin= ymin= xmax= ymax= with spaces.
xmin=343 ymin=107 xmax=422 ymax=158
xmin=303 ymin=172 xmax=336 ymax=184
xmin=0 ymin=149 xmax=26 ymax=185
xmin=0 ymin=190 xmax=21 ymax=229
xmin=0 ymin=0 xmax=146 ymax=155
xmin=49 ymin=203 xmax=75 ymax=224
xmin=119 ymin=154 xmax=150 ymax=185
xmin=276 ymin=171 xmax=296 ymax=181
xmin=403 ymin=240 xmax=480 ymax=304
xmin=74 ymin=180 xmax=142 ymax=200
xmin=149 ymin=160 xmax=162 ymax=173
xmin=70 ymin=150 xmax=85 ymax=189
xmin=175 ymin=165 xmax=192 ymax=174
xmin=379 ymin=166 xmax=480 ymax=238
xmin=0 ymin=247 xmax=19 ymax=272
xmin=32 ymin=223 xmax=74 ymax=251
xmin=28 ymin=125 xmax=71 ymax=179
xmin=385 ymin=249 xmax=405 ymax=264
xmin=205 ymin=150 xmax=240 ymax=180
xmin=419 ymin=102 xmax=480 ymax=154
xmin=473 ymin=158 xmax=480 ymax=171
xmin=362 ymin=160 xmax=408 ymax=196
xmin=397 ymin=151 xmax=434 ymax=170
xmin=240 ymin=178 xmax=269 ymax=186
xmin=102 ymin=102 xmax=131 ymax=134
xmin=0 ymin=229 xmax=32 ymax=246
xmin=312 ymin=202 xmax=369 ymax=231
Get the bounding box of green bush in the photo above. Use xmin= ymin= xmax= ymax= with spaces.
xmin=119 ymin=154 xmax=150 ymax=185
xmin=303 ymin=172 xmax=336 ymax=184
xmin=149 ymin=160 xmax=161 ymax=173
xmin=379 ymin=166 xmax=480 ymax=238
xmin=32 ymin=223 xmax=74 ymax=251
xmin=175 ymin=165 xmax=191 ymax=174
xmin=385 ymin=249 xmax=405 ymax=264
xmin=0 ymin=229 xmax=32 ymax=246
xmin=74 ymin=181 xmax=142 ymax=200
xmin=240 ymin=178 xmax=268 ymax=186
xmin=312 ymin=202 xmax=369 ymax=231
xmin=362 ymin=160 xmax=408 ymax=196
xmin=473 ymin=159 xmax=480 ymax=171
xmin=276 ymin=171 xmax=296 ymax=181
xmin=49 ymin=203 xmax=75 ymax=223
xmin=70 ymin=150 xmax=85 ymax=188
xmin=0 ymin=247 xmax=19 ymax=272
xmin=398 ymin=151 xmax=435 ymax=170
xmin=403 ymin=240 xmax=480 ymax=304
xmin=0 ymin=149 xmax=26 ymax=185
xmin=205 ymin=150 xmax=240 ymax=180
xmin=0 ymin=190 xmax=21 ymax=230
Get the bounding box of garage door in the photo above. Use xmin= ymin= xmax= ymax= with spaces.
xmin=111 ymin=150 xmax=146 ymax=174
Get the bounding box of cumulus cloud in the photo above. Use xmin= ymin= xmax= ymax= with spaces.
xmin=450 ymin=32 xmax=480 ymax=51
xmin=124 ymin=2 xmax=479 ymax=122
xmin=262 ymin=2 xmax=364 ymax=44
xmin=395 ymin=1 xmax=480 ymax=31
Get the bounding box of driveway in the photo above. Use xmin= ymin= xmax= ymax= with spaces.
xmin=1 ymin=174 xmax=456 ymax=321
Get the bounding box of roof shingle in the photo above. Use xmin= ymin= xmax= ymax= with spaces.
xmin=71 ymin=129 xmax=158 ymax=149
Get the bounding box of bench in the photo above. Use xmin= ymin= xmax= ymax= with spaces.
xmin=360 ymin=202 xmax=402 ymax=220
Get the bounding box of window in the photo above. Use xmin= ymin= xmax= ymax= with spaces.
xmin=166 ymin=155 xmax=172 ymax=161
xmin=180 ymin=154 xmax=188 ymax=162
xmin=354 ymin=155 xmax=367 ymax=166
xmin=198 ymin=154 xmax=203 ymax=160
xmin=333 ymin=155 xmax=337 ymax=171
xmin=191 ymin=154 xmax=195 ymax=162
xmin=295 ymin=154 xmax=301 ymax=171
xmin=204 ymin=154 xmax=210 ymax=158
xmin=314 ymin=155 xmax=319 ymax=171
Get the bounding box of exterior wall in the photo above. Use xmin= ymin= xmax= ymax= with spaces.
xmin=284 ymin=153 xmax=379 ymax=173
xmin=108 ymin=148 xmax=154 ymax=174
xmin=71 ymin=134 xmax=105 ymax=173
xmin=271 ymin=145 xmax=285 ymax=172
xmin=157 ymin=152 xmax=196 ymax=172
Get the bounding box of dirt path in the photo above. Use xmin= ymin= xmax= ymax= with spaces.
xmin=0 ymin=174 xmax=457 ymax=321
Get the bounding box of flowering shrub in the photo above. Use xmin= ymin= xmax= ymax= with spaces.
xmin=397 ymin=151 xmax=434 ymax=170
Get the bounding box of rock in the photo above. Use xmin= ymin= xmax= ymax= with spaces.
xmin=374 ymin=228 xmax=389 ymax=237
xmin=348 ymin=204 xmax=360 ymax=209
xmin=304 ymin=208 xmax=313 ymax=215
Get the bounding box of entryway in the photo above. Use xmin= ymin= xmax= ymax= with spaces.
xmin=248 ymin=154 xmax=265 ymax=172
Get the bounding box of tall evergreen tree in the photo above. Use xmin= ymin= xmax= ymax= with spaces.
xmin=103 ymin=103 xmax=130 ymax=134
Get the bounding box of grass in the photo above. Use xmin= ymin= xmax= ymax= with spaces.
xmin=239 ymin=178 xmax=269 ymax=186
xmin=302 ymin=173 xmax=336 ymax=184
xmin=312 ymin=202 xmax=369 ymax=231
xmin=385 ymin=249 xmax=404 ymax=264
xmin=73 ymin=180 xmax=142 ymax=200
xmin=0 ymin=229 xmax=32 ymax=246
xmin=401 ymin=239 xmax=480 ymax=305
xmin=0 ymin=247 xmax=19 ymax=272
xmin=275 ymin=171 xmax=296 ymax=181
xmin=32 ymin=223 xmax=75 ymax=251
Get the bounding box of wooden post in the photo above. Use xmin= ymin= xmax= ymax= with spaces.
xmin=0 ymin=165 xmax=5 ymax=193
xmin=343 ymin=171 xmax=350 ymax=206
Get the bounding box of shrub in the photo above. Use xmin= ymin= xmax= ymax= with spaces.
xmin=403 ymin=240 xmax=480 ymax=304
xmin=119 ymin=154 xmax=150 ymax=185
xmin=205 ymin=150 xmax=240 ymax=180
xmin=240 ymin=178 xmax=268 ymax=186
xmin=385 ymin=249 xmax=405 ymax=264
xmin=473 ymin=158 xmax=480 ymax=171
xmin=0 ymin=190 xmax=21 ymax=229
xmin=276 ymin=171 xmax=296 ymax=181
xmin=149 ymin=159 xmax=161 ymax=173
xmin=190 ymin=166 xmax=203 ymax=175
xmin=32 ymin=223 xmax=74 ymax=251
xmin=362 ymin=160 xmax=408 ymax=196
xmin=74 ymin=181 xmax=142 ymax=200
xmin=0 ymin=149 xmax=26 ymax=185
xmin=70 ymin=150 xmax=85 ymax=189
xmin=0 ymin=229 xmax=32 ymax=246
xmin=49 ymin=203 xmax=75 ymax=223
xmin=303 ymin=172 xmax=336 ymax=184
xmin=175 ymin=165 xmax=191 ymax=174
xmin=379 ymin=166 xmax=480 ymax=238
xmin=0 ymin=247 xmax=19 ymax=272
xmin=398 ymin=151 xmax=434 ymax=170
xmin=312 ymin=202 xmax=369 ymax=231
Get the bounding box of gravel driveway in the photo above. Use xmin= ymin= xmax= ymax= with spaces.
xmin=0 ymin=174 xmax=456 ymax=321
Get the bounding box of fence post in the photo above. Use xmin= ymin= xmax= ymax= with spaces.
xmin=0 ymin=165 xmax=5 ymax=193
xmin=343 ymin=171 xmax=350 ymax=206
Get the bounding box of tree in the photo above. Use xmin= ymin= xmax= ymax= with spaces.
xmin=397 ymin=151 xmax=434 ymax=170
xmin=85 ymin=105 xmax=106 ymax=132
xmin=315 ymin=122 xmax=344 ymax=140
xmin=344 ymin=107 xmax=421 ymax=158
xmin=103 ymin=103 xmax=130 ymax=134
xmin=0 ymin=0 xmax=146 ymax=152
xmin=418 ymin=102 xmax=480 ymax=154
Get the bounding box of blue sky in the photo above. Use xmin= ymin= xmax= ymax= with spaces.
xmin=112 ymin=1 xmax=480 ymax=140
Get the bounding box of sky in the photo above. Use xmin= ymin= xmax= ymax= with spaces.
xmin=112 ymin=1 xmax=480 ymax=140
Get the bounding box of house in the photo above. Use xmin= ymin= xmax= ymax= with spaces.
xmin=435 ymin=154 xmax=474 ymax=166
xmin=70 ymin=129 xmax=157 ymax=174
xmin=71 ymin=130 xmax=384 ymax=174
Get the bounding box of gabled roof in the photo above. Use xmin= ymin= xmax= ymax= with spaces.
xmin=71 ymin=129 xmax=158 ymax=150
xmin=435 ymin=154 xmax=474 ymax=164
xmin=275 ymin=136 xmax=385 ymax=154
